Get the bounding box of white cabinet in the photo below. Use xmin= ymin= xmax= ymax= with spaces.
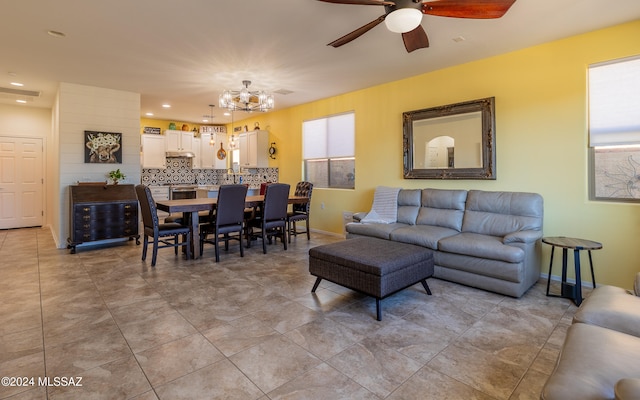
xmin=238 ymin=130 xmax=269 ymax=168
xmin=164 ymin=130 xmax=194 ymax=152
xmin=199 ymin=133 xmax=228 ymax=169
xmin=141 ymin=134 xmax=167 ymax=169
xmin=199 ymin=134 xmax=214 ymax=169
xmin=192 ymin=138 xmax=201 ymax=169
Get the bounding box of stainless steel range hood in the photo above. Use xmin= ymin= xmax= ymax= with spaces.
xmin=165 ymin=151 xmax=196 ymax=158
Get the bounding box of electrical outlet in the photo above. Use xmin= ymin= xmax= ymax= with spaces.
xmin=321 ymin=202 xmax=325 ymax=209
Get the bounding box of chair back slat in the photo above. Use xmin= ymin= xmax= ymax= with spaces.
xmin=216 ymin=184 xmax=248 ymax=227
xmin=263 ymin=183 xmax=290 ymax=221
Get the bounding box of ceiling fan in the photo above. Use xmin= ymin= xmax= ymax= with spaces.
xmin=318 ymin=0 xmax=516 ymax=53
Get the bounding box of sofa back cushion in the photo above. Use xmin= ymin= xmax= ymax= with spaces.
xmin=416 ymin=189 xmax=468 ymax=231
xmin=462 ymin=190 xmax=543 ymax=236
xmin=397 ymin=189 xmax=421 ymax=225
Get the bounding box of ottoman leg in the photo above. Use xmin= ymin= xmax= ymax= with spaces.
xmin=311 ymin=277 xmax=322 ymax=293
xmin=421 ymin=280 xmax=432 ymax=295
xmin=376 ymin=298 xmax=381 ymax=321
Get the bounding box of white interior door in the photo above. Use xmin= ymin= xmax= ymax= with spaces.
xmin=0 ymin=137 xmax=44 ymax=229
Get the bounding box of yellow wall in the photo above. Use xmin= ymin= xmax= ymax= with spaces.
xmin=231 ymin=20 xmax=640 ymax=289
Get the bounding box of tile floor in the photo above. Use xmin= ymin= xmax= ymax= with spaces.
xmin=0 ymin=227 xmax=577 ymax=400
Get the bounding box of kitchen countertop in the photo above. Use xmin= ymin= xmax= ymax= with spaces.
xmin=196 ymin=185 xmax=220 ymax=191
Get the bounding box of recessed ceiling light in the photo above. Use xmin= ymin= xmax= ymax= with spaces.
xmin=145 ymin=112 xmax=154 ymax=116
xmin=162 ymin=104 xmax=171 ymax=108
xmin=224 ymin=112 xmax=231 ymax=116
xmin=202 ymin=119 xmax=209 ymax=123
xmin=47 ymin=30 xmax=66 ymax=38
xmin=16 ymin=99 xmax=27 ymax=104
xmin=452 ymin=36 xmax=466 ymax=43
xmin=10 ymin=82 xmax=24 ymax=87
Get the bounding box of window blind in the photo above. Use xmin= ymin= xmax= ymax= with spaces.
xmin=303 ymin=112 xmax=354 ymax=158
xmin=589 ymin=56 xmax=640 ymax=146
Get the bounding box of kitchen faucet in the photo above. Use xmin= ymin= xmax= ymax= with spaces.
xmin=227 ymin=168 xmax=236 ymax=184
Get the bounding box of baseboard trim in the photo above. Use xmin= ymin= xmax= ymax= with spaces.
xmin=539 ymin=272 xmax=595 ymax=289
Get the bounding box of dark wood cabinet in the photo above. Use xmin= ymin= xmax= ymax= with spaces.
xmin=67 ymin=184 xmax=140 ymax=253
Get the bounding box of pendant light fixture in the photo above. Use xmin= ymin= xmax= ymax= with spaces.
xmin=228 ymin=111 xmax=237 ymax=150
xmin=203 ymin=104 xmax=216 ymax=147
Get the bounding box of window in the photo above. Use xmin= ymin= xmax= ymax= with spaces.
xmin=303 ymin=112 xmax=355 ymax=189
xmin=589 ymin=56 xmax=640 ymax=201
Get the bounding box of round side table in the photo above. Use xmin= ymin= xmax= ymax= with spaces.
xmin=542 ymin=236 xmax=603 ymax=306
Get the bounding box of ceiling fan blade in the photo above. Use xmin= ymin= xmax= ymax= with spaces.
xmin=328 ymin=15 xmax=386 ymax=48
xmin=317 ymin=0 xmax=394 ymax=5
xmin=422 ymin=0 xmax=516 ymax=19
xmin=402 ymin=25 xmax=429 ymax=53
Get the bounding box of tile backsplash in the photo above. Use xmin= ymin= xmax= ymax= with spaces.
xmin=141 ymin=158 xmax=278 ymax=188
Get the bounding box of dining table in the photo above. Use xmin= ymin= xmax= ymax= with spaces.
xmin=155 ymin=195 xmax=309 ymax=259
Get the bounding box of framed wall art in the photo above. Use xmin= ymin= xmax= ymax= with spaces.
xmin=84 ymin=131 xmax=122 ymax=164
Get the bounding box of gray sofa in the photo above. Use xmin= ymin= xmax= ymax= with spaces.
xmin=542 ymin=279 xmax=640 ymax=399
xmin=346 ymin=188 xmax=544 ymax=297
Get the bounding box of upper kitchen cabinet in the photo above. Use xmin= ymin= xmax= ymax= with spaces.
xmin=164 ymin=130 xmax=194 ymax=153
xmin=238 ymin=130 xmax=269 ymax=169
xmin=141 ymin=134 xmax=166 ymax=169
xmin=200 ymin=133 xmax=228 ymax=169
xmin=192 ymin=137 xmax=201 ymax=169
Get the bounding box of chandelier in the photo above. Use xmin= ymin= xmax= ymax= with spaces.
xmin=219 ymin=80 xmax=274 ymax=112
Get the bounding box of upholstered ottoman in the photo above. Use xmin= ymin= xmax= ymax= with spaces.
xmin=309 ymin=237 xmax=434 ymax=320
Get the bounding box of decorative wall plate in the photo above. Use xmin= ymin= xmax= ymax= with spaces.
xmin=217 ymin=143 xmax=227 ymax=160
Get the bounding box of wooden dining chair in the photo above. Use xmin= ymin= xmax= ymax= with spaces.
xmin=287 ymin=181 xmax=313 ymax=243
xmin=246 ymin=183 xmax=290 ymax=254
xmin=135 ymin=185 xmax=191 ymax=267
xmin=199 ymin=184 xmax=248 ymax=262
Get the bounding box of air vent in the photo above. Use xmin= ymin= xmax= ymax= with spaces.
xmin=0 ymin=87 xmax=41 ymax=97
xmin=273 ymin=89 xmax=294 ymax=95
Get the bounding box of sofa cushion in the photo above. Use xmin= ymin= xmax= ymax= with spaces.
xmin=573 ymin=285 xmax=640 ymax=337
xmin=437 ymin=232 xmax=524 ymax=263
xmin=389 ymin=225 xmax=460 ymax=250
xmin=416 ymin=189 xmax=467 ymax=231
xmin=541 ymin=323 xmax=640 ymax=400
xmin=462 ymin=190 xmax=543 ymax=237
xmin=345 ymin=222 xmax=407 ymax=240
xmin=615 ymin=378 xmax=640 ymax=400
xmin=397 ymin=189 xmax=421 ymax=225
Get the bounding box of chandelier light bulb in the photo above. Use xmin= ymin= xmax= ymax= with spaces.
xmin=239 ymin=87 xmax=250 ymax=104
xmin=385 ymin=8 xmax=423 ymax=33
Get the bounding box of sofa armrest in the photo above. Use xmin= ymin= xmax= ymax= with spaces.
xmin=615 ymin=378 xmax=640 ymax=400
xmin=503 ymin=230 xmax=543 ymax=244
xmin=352 ymin=212 xmax=368 ymax=222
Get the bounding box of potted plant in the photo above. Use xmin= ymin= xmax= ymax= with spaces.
xmin=108 ymin=169 xmax=126 ymax=184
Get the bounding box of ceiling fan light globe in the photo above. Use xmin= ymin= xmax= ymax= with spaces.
xmin=385 ymin=8 xmax=422 ymax=33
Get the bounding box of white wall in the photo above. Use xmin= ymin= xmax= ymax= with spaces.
xmin=56 ymin=83 xmax=141 ymax=248
xmin=0 ymin=104 xmax=51 ymax=138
